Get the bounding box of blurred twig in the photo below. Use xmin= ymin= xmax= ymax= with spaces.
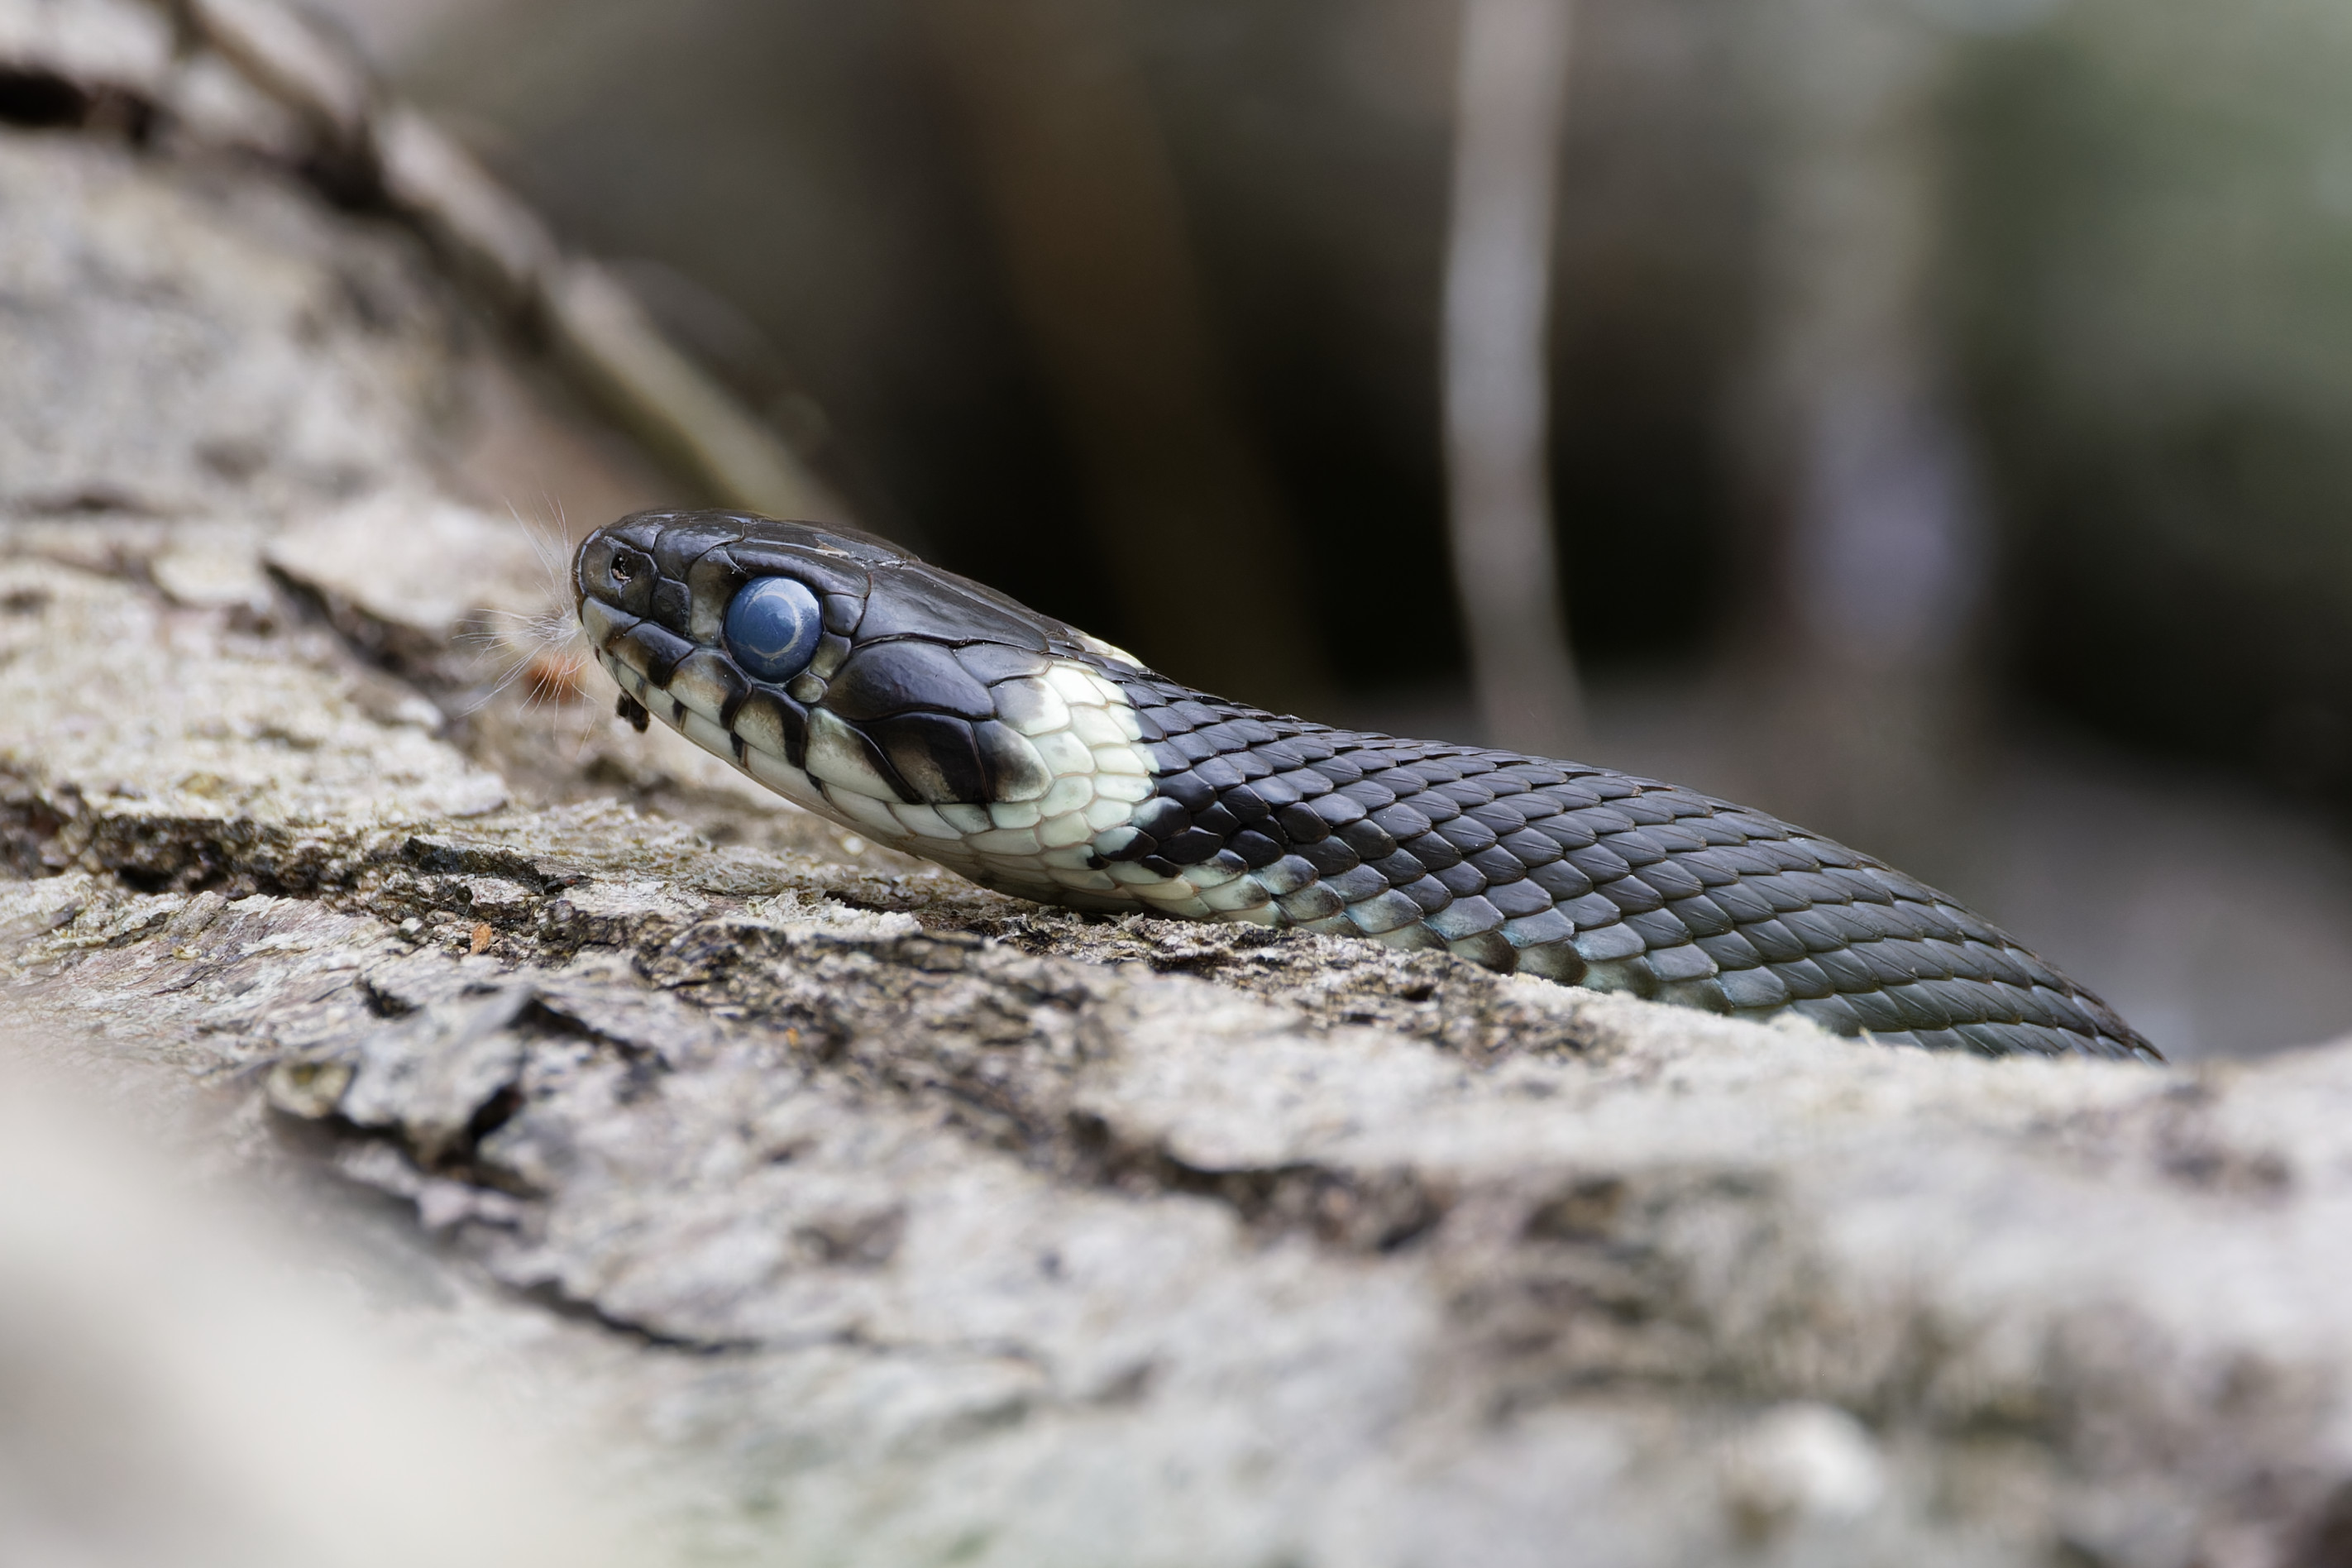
xmin=916 ymin=0 xmax=1330 ymax=714
xmin=1444 ymin=0 xmax=1582 ymax=758
xmin=172 ymin=0 xmax=846 ymax=525
xmin=1732 ymin=0 xmax=1985 ymax=871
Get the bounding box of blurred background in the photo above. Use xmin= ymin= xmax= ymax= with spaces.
xmin=311 ymin=0 xmax=2352 ymax=1061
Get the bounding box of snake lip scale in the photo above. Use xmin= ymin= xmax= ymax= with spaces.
xmin=574 ymin=509 xmax=2157 ymax=1062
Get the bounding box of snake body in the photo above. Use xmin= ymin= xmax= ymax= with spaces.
xmin=575 ymin=509 xmax=2156 ymax=1061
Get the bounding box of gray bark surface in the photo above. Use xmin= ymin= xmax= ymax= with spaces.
xmin=5 ymin=60 xmax=2352 ymax=1568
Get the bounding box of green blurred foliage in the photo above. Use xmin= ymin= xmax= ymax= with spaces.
xmin=1953 ymin=0 xmax=2352 ymax=795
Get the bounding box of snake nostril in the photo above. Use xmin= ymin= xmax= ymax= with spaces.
xmin=610 ymin=553 xmax=637 ymax=583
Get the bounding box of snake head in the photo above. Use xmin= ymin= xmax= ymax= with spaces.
xmin=573 ymin=510 xmax=1160 ymax=894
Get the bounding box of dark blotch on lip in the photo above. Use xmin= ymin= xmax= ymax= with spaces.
xmin=868 ymin=712 xmax=992 ymax=804
xmin=614 ymin=620 xmax=695 ymax=686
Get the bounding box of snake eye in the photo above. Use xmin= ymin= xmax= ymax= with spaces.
xmin=724 ymin=576 xmax=824 ymax=681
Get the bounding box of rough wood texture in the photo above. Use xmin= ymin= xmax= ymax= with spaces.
xmin=7 ymin=52 xmax=2352 ymax=1568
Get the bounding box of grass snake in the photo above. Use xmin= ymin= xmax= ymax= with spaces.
xmin=575 ymin=509 xmax=2155 ymax=1061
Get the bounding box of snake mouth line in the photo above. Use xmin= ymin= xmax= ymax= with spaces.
xmin=575 ymin=508 xmax=2158 ymax=1063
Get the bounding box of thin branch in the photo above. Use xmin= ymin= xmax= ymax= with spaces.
xmin=1443 ymin=0 xmax=1582 ymax=758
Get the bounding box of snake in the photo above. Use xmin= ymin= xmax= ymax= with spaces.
xmin=573 ymin=509 xmax=2156 ymax=1061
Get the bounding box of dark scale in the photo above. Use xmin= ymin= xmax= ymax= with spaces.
xmin=1097 ymin=668 xmax=2151 ymax=1062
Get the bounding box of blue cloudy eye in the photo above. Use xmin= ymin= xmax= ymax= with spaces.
xmin=724 ymin=576 xmax=824 ymax=682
